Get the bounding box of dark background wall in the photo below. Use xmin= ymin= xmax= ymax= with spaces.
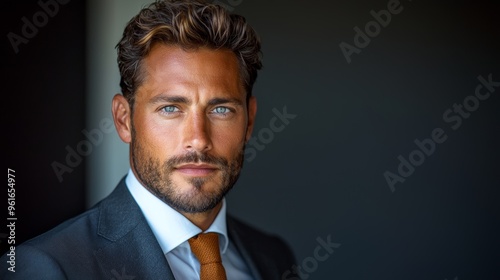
xmin=2 ymin=0 xmax=86 ymax=257
xmin=3 ymin=0 xmax=499 ymax=279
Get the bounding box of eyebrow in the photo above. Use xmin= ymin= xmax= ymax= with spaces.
xmin=149 ymin=95 xmax=189 ymax=104
xmin=207 ymin=97 xmax=243 ymax=106
xmin=149 ymin=95 xmax=243 ymax=106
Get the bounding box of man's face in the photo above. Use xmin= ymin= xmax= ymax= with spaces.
xmin=113 ymin=44 xmax=256 ymax=214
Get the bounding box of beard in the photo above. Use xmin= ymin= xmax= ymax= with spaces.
xmin=130 ymin=128 xmax=244 ymax=214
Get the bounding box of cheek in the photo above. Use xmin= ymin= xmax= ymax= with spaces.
xmin=211 ymin=122 xmax=247 ymax=152
xmin=135 ymin=116 xmax=180 ymax=157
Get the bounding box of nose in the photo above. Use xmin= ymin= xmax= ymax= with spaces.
xmin=182 ymin=110 xmax=212 ymax=153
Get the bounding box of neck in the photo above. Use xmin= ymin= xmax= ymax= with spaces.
xmin=182 ymin=202 xmax=223 ymax=231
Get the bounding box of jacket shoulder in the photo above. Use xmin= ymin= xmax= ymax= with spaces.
xmin=228 ymin=215 xmax=296 ymax=279
xmin=1 ymin=243 xmax=68 ymax=280
xmin=0 ymin=206 xmax=102 ymax=280
xmin=0 ymin=181 xmax=129 ymax=279
xmin=228 ymin=215 xmax=291 ymax=250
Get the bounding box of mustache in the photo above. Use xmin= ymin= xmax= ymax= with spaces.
xmin=166 ymin=152 xmax=228 ymax=167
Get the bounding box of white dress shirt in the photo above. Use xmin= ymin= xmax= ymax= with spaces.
xmin=125 ymin=169 xmax=253 ymax=280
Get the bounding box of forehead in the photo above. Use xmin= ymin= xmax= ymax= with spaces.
xmin=137 ymin=44 xmax=244 ymax=100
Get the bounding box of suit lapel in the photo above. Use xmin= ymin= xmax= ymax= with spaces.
xmin=93 ymin=179 xmax=175 ymax=280
xmin=227 ymin=217 xmax=268 ymax=280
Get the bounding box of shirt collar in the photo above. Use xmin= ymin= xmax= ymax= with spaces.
xmin=125 ymin=169 xmax=229 ymax=254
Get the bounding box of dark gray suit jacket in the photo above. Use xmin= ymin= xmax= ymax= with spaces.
xmin=0 ymin=179 xmax=295 ymax=279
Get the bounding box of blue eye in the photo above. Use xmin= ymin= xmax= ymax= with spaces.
xmin=162 ymin=106 xmax=179 ymax=113
xmin=213 ymin=107 xmax=230 ymax=114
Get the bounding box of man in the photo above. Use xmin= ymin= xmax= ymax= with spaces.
xmin=0 ymin=0 xmax=295 ymax=279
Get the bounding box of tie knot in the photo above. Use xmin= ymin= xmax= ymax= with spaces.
xmin=188 ymin=232 xmax=227 ymax=279
xmin=188 ymin=232 xmax=222 ymax=265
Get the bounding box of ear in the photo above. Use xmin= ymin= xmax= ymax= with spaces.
xmin=112 ymin=94 xmax=132 ymax=143
xmin=245 ymin=96 xmax=257 ymax=142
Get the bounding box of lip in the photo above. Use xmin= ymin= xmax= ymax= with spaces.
xmin=175 ymin=163 xmax=218 ymax=176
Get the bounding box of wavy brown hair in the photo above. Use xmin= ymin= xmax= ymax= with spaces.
xmin=116 ymin=0 xmax=262 ymax=107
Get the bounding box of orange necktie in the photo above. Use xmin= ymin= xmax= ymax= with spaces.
xmin=188 ymin=232 xmax=227 ymax=280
